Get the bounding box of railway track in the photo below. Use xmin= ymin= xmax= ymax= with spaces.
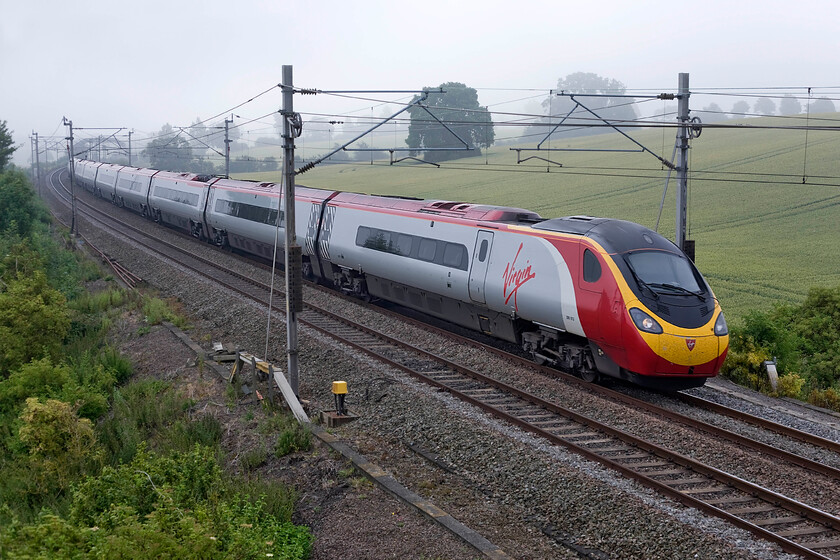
xmin=45 ymin=168 xmax=840 ymax=559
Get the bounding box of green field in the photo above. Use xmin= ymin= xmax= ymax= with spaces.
xmin=237 ymin=115 xmax=840 ymax=323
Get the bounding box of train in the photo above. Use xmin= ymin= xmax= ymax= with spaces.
xmin=70 ymin=158 xmax=729 ymax=390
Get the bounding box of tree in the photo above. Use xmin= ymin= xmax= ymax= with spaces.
xmin=141 ymin=124 xmax=194 ymax=172
xmin=700 ymin=103 xmax=728 ymax=123
xmin=731 ymin=100 xmax=751 ymax=116
xmin=809 ymin=97 xmax=836 ymax=114
xmin=405 ymin=82 xmax=495 ymax=163
xmin=779 ymin=95 xmax=802 ymax=115
xmin=538 ymin=72 xmax=638 ymax=137
xmin=0 ymin=261 xmax=71 ymax=376
xmin=0 ymin=120 xmax=17 ymax=171
xmin=0 ymin=169 xmax=38 ymax=237
xmin=753 ymin=98 xmax=776 ymax=115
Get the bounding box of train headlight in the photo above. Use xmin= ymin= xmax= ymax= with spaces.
xmin=714 ymin=312 xmax=728 ymax=336
xmin=629 ymin=308 xmax=663 ymax=334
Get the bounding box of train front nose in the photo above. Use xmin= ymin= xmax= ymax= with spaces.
xmin=655 ymin=332 xmax=724 ymax=373
xmin=627 ymin=304 xmax=729 ymax=375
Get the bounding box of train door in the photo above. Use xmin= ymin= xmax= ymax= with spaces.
xmin=469 ymin=231 xmax=494 ymax=303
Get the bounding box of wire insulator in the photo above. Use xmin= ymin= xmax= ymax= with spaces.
xmin=296 ymin=161 xmax=316 ymax=175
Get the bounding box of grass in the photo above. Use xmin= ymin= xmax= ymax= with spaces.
xmin=238 ymin=112 xmax=840 ymax=323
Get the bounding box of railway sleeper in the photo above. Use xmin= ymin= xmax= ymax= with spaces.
xmin=727 ymin=505 xmax=779 ymax=515
xmin=750 ymin=515 xmax=805 ymax=527
xmin=777 ymin=526 xmax=838 ymax=538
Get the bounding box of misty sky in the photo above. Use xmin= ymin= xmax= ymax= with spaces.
xmin=2 ymin=0 xmax=838 ymax=165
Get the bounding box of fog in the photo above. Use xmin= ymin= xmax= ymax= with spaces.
xmin=2 ymin=0 xmax=838 ymax=166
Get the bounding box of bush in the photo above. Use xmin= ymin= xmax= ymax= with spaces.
xmin=274 ymin=417 xmax=312 ymax=458
xmin=0 ymin=268 xmax=71 ymax=375
xmin=97 ymin=380 xmax=181 ymax=464
xmin=141 ymin=296 xmax=186 ymax=327
xmin=18 ymin=398 xmax=102 ymax=498
xmin=808 ymin=388 xmax=840 ymax=412
xmin=722 ymin=285 xmax=840 ymax=404
xmin=776 ymin=373 xmax=805 ymax=399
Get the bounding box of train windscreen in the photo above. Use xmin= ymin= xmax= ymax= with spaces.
xmin=624 ymin=251 xmax=703 ymax=295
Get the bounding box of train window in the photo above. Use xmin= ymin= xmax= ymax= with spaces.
xmin=356 ymin=227 xmax=371 ymax=247
xmin=215 ymin=199 xmax=283 ymax=225
xmin=355 ymin=226 xmax=467 ymax=270
xmin=478 ymin=239 xmax=489 ymax=262
xmin=155 ymin=186 xmax=199 ymax=206
xmin=443 ymin=243 xmax=466 ymax=268
xmin=419 ymin=238 xmax=437 ymax=262
xmin=583 ymin=249 xmax=602 ymax=283
xmin=625 ymin=251 xmax=702 ymax=293
xmin=395 ymin=234 xmax=413 ymax=256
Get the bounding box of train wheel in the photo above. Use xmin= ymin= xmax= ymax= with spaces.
xmin=580 ymin=369 xmax=599 ymax=383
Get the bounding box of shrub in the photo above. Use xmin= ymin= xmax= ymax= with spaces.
xmin=0 ymin=268 xmax=71 ymax=375
xmin=776 ymin=373 xmax=805 ymax=399
xmin=808 ymin=387 xmax=840 ymax=412
xmin=18 ymin=398 xmax=102 ymax=497
xmin=98 ymin=345 xmax=133 ymax=384
xmin=274 ymin=417 xmax=312 ymax=458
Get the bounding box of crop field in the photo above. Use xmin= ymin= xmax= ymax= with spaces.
xmin=238 ymin=114 xmax=840 ymax=323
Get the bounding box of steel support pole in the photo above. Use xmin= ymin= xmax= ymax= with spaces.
xmin=128 ymin=130 xmax=132 ymax=166
xmin=34 ymin=132 xmax=41 ymax=195
xmin=30 ymin=135 xmax=35 ymax=183
xmin=281 ymin=65 xmax=301 ymax=396
xmin=676 ymin=73 xmax=690 ymax=253
xmin=64 ymin=118 xmax=77 ymax=235
xmin=224 ymin=116 xmax=232 ymax=178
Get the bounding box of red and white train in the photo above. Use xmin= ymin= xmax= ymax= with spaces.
xmin=72 ymin=158 xmax=729 ymax=390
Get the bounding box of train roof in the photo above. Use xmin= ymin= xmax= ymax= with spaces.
xmin=331 ymin=192 xmax=542 ymax=223
xmin=533 ymin=216 xmax=680 ymax=254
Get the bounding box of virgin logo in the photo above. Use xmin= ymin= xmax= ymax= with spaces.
xmin=503 ymin=243 xmax=536 ymax=311
xmin=686 ymin=338 xmax=696 ymax=351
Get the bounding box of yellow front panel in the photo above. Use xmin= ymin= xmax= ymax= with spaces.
xmin=658 ymin=334 xmax=720 ymax=366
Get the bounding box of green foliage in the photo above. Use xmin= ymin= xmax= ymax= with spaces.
xmin=141 ymin=123 xmax=194 ymax=173
xmin=0 ymin=120 xmax=18 ymax=172
xmin=0 ymin=348 xmax=132 ymax=424
xmin=142 ymin=296 xmax=184 ymax=326
xmin=808 ymin=387 xmax=840 ymax=412
xmin=18 ymin=398 xmax=102 ymax=497
xmin=274 ymin=416 xmax=312 ymax=458
xmin=776 ymin=374 xmax=805 ymax=399
xmin=406 ymin=82 xmax=494 ymax=162
xmin=70 ymin=287 xmax=127 ymax=314
xmin=0 ymin=170 xmax=39 ymax=238
xmin=97 ymin=380 xmax=183 ymax=465
xmin=779 ymin=286 xmax=840 ymax=389
xmin=719 ymin=338 xmax=772 ymax=393
xmin=163 ymin=414 xmax=223 ymax=453
xmin=0 ymin=267 xmax=71 ymax=375
xmin=722 ymin=284 xmax=840 ymax=404
xmin=241 ymin=445 xmax=268 ymax=472
xmin=97 ymin=345 xmax=133 ymax=384
xmin=1 ymin=446 xmax=311 ymax=560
